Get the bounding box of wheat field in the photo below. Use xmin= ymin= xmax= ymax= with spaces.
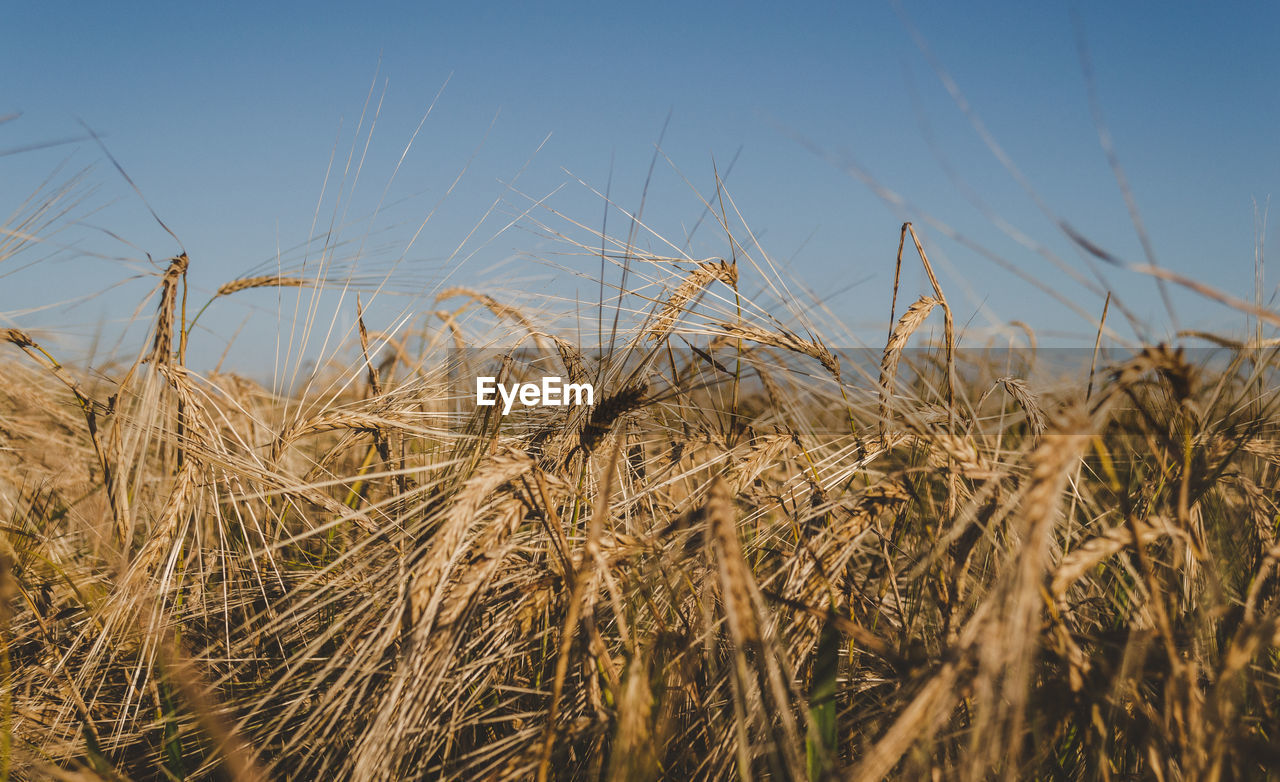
xmin=2 ymin=159 xmax=1280 ymax=782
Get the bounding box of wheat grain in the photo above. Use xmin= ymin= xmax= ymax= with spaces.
xmin=646 ymin=259 xmax=737 ymax=340
xmin=150 ymin=252 xmax=188 ymax=366
xmin=716 ymin=321 xmax=841 ymax=382
xmin=215 ymin=274 xmax=308 ymax=297
xmin=879 ymin=295 xmax=939 ymax=433
xmin=997 ymin=376 xmax=1046 ymax=437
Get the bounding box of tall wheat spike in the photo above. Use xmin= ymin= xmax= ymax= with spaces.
xmin=150 ymin=253 xmax=188 ymax=366
xmin=967 ymin=406 xmax=1091 ymax=779
xmin=879 ymin=295 xmax=939 ymax=436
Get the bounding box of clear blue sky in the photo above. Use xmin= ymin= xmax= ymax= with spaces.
xmin=3 ymin=2 xmax=1277 ymax=368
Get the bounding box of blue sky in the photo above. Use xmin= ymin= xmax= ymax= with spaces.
xmin=3 ymin=2 xmax=1277 ymax=368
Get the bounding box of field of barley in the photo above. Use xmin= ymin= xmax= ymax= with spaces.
xmin=3 ymin=148 xmax=1280 ymax=782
